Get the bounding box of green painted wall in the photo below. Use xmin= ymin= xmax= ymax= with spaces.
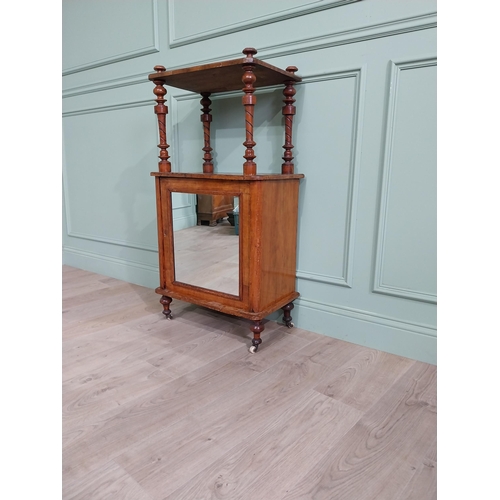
xmin=62 ymin=0 xmax=437 ymax=364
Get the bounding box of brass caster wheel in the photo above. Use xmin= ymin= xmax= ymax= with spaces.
xmin=286 ymin=322 xmax=294 ymax=328
xmin=249 ymin=345 xmax=258 ymax=354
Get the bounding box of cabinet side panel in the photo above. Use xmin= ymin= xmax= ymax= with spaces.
xmin=258 ymin=180 xmax=300 ymax=310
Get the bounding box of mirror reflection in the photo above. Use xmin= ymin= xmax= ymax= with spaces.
xmin=173 ymin=193 xmax=239 ymax=296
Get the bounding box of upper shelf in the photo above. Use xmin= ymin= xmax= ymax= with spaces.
xmin=148 ymin=53 xmax=302 ymax=94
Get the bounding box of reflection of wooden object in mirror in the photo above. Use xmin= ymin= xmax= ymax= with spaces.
xmin=196 ymin=194 xmax=234 ymax=226
xmin=149 ymin=48 xmax=303 ymax=353
xmin=174 ymin=216 xmax=239 ymax=295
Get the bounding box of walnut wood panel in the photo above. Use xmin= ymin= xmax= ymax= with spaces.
xmin=258 ymin=179 xmax=301 ymax=310
xmin=148 ymin=57 xmax=302 ymax=94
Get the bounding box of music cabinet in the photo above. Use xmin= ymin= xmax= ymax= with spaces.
xmin=149 ymin=48 xmax=304 ymax=353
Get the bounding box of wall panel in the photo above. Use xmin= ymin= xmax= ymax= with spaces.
xmin=295 ymin=71 xmax=362 ymax=288
xmin=62 ymin=0 xmax=159 ymax=75
xmin=169 ymin=0 xmax=359 ymax=47
xmin=374 ymin=59 xmax=437 ymax=303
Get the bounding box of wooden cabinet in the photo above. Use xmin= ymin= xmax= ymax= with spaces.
xmin=148 ymin=48 xmax=303 ymax=353
xmin=196 ymin=194 xmax=234 ymax=226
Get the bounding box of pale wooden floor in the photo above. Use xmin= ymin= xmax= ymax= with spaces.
xmin=173 ymin=221 xmax=239 ymax=295
xmin=62 ymin=265 xmax=437 ymax=500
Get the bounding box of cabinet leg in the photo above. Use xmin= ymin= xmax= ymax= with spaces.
xmin=160 ymin=295 xmax=173 ymax=320
xmin=282 ymin=302 xmax=294 ymax=328
xmin=249 ymin=320 xmax=264 ymax=354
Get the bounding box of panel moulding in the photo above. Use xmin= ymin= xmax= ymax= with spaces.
xmin=167 ymin=12 xmax=436 ymax=66
xmin=62 ymin=0 xmax=160 ymax=76
xmin=63 ymin=98 xmax=164 ymax=253
xmin=296 ymin=68 xmax=364 ymax=288
xmin=63 ymin=72 xmax=150 ymax=99
xmin=63 ymin=96 xmax=196 ymax=251
xmin=373 ymin=58 xmax=437 ymax=304
xmin=168 ymin=0 xmax=360 ymax=48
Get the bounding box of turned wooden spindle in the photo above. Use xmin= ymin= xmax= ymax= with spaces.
xmin=282 ymin=66 xmax=298 ymax=175
xmin=241 ymin=47 xmax=258 ymax=175
xmin=200 ymin=92 xmax=214 ymax=173
xmin=152 ymin=65 xmax=171 ymax=173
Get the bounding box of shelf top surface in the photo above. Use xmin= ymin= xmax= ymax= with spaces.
xmin=148 ymin=56 xmax=301 ymax=94
xmin=151 ymin=172 xmax=304 ymax=181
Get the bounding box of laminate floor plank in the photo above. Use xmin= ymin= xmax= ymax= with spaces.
xmin=314 ymin=348 xmax=416 ymax=412
xmin=62 ymin=345 xmax=259 ymax=485
xmin=114 ymin=338 xmax=360 ymax=498
xmin=62 ymin=459 xmax=154 ymax=500
xmin=63 ymin=360 xmax=174 ymax=439
xmin=280 ymin=362 xmax=437 ymax=500
xmin=63 ymin=284 xmax=153 ymax=322
xmin=165 ymin=391 xmax=363 ymax=500
xmin=62 ymin=266 xmax=437 ymax=500
xmin=62 ymin=300 xmax=164 ymax=341
xmin=396 ymin=458 xmax=437 ymax=500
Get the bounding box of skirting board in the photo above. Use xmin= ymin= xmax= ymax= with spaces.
xmin=62 ymin=246 xmax=160 ymax=290
xmin=290 ymin=298 xmax=436 ymax=365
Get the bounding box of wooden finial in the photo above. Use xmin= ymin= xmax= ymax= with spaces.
xmin=242 ymin=47 xmax=257 ymax=59
xmin=152 ymin=66 xmax=171 ymax=173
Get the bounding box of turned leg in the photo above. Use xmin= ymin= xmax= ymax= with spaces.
xmin=282 ymin=302 xmax=294 ymax=328
xmin=160 ymin=295 xmax=173 ymax=320
xmin=249 ymin=320 xmax=264 ymax=354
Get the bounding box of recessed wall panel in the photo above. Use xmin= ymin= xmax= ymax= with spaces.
xmin=62 ymin=0 xmax=158 ymax=74
xmin=63 ymin=104 xmax=158 ymax=250
xmin=169 ymin=0 xmax=359 ymax=46
xmin=374 ymin=60 xmax=437 ymax=302
xmin=295 ymin=73 xmax=360 ymax=286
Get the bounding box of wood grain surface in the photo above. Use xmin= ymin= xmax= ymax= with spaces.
xmin=62 ymin=266 xmax=436 ymax=500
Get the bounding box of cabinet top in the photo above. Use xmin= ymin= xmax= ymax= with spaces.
xmin=148 ymin=48 xmax=301 ymax=94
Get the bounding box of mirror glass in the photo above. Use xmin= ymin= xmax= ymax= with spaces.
xmin=173 ymin=193 xmax=239 ymax=296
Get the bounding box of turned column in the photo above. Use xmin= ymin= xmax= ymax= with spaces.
xmin=152 ymin=66 xmax=171 ymax=173
xmin=200 ymin=92 xmax=214 ymax=173
xmin=241 ymin=47 xmax=257 ymax=175
xmin=282 ymin=66 xmax=298 ymax=175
